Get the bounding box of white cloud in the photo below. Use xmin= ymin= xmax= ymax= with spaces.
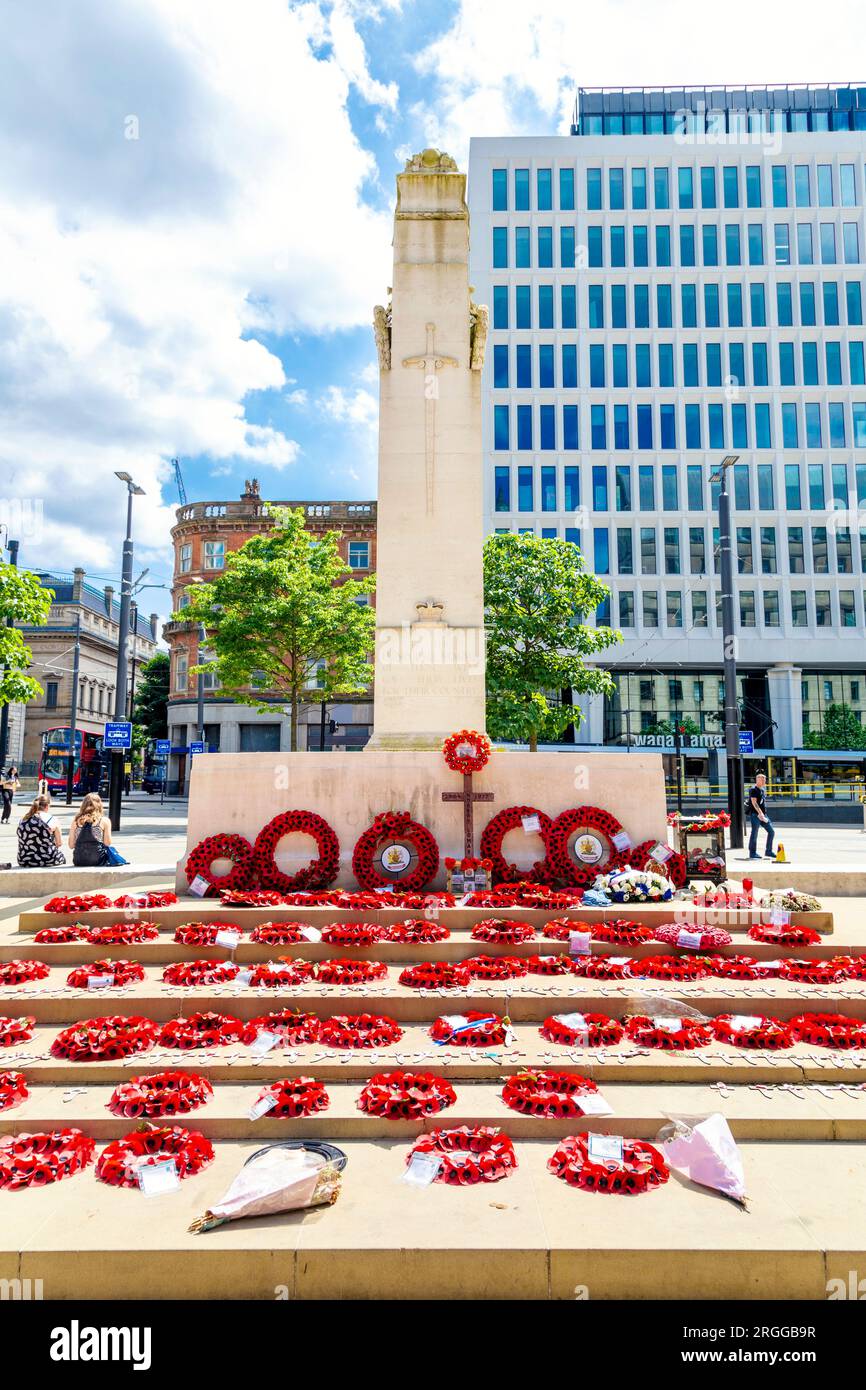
xmin=318 ymin=384 xmax=378 ymax=426
xmin=0 ymin=0 xmax=395 ymax=580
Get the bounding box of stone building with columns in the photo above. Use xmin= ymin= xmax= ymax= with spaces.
xmin=164 ymin=483 xmax=376 ymax=793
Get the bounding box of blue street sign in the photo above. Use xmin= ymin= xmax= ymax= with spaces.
xmin=738 ymin=730 xmax=755 ymax=755
xmin=104 ymin=720 xmax=133 ymax=749
xmin=188 ymin=741 xmax=206 ymax=756
xmin=155 ymin=739 xmax=171 ymax=756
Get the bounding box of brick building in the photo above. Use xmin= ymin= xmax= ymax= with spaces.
xmin=164 ymin=481 xmax=377 ymax=792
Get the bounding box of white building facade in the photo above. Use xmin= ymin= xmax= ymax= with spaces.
xmin=469 ymin=84 xmax=866 ymax=785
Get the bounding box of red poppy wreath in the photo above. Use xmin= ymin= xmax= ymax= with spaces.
xmin=352 ymin=812 xmax=439 ymax=892
xmin=548 ymin=1134 xmax=669 ymax=1195
xmin=0 ymin=1015 xmax=36 ymax=1048
xmin=252 ymin=1078 xmax=330 ymax=1118
xmin=51 ymin=1015 xmax=158 ymax=1061
xmin=184 ymin=833 xmax=256 ymax=894
xmin=442 ymin=729 xmax=491 ymax=775
xmin=479 ymin=805 xmax=554 ymax=885
xmin=0 ymin=1128 xmax=95 ymax=1190
xmin=315 ymin=959 xmax=387 ymax=986
xmin=0 ymin=960 xmax=49 ymax=986
xmin=359 ymin=1071 xmax=456 ymax=1120
xmin=158 ymin=1012 xmax=252 ymax=1050
xmin=86 ymin=922 xmax=160 ymax=945
xmin=398 ymin=961 xmax=470 ymax=990
xmin=546 ymin=806 xmax=629 ymax=887
xmin=320 ymin=1014 xmax=403 ymax=1049
xmin=0 ymin=1070 xmax=28 ymax=1111
xmin=96 ymin=1126 xmax=214 ymax=1188
xmin=406 ymin=1126 xmax=517 ymax=1185
xmin=67 ymin=960 xmax=145 ymax=990
xmin=540 ymin=1012 xmax=624 ymax=1047
xmin=502 ymin=1070 xmax=599 ymax=1119
xmin=249 ymin=1010 xmax=322 ymax=1045
xmin=626 ymin=840 xmax=688 ymax=888
xmin=712 ymin=1014 xmax=793 ymax=1050
xmin=108 ymin=1071 xmax=214 ymax=1118
xmin=385 ymin=919 xmax=450 ymax=944
xmin=253 ymin=811 xmax=340 ymax=892
xmin=161 ymin=960 xmax=239 ymax=987
xmin=430 ymin=1012 xmax=508 ymax=1047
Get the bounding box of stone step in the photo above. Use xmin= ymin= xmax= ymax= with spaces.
xmin=0 ymin=1136 xmax=862 ymax=1299
xmin=3 ymin=966 xmax=866 ymax=1023
xmin=5 ymin=1078 xmax=866 ymax=1141
xmin=9 ymin=1021 xmax=866 ymax=1083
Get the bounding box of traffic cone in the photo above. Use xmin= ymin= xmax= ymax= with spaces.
xmin=775 ymin=843 xmax=787 ymax=863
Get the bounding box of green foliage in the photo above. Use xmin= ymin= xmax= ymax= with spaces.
xmin=803 ymin=703 xmax=866 ymax=751
xmin=177 ymin=506 xmax=376 ymax=750
xmin=483 ymin=532 xmax=621 ymax=750
xmin=132 ymin=652 xmax=169 ymax=741
xmin=645 ymin=716 xmax=702 ymax=738
xmin=0 ymin=562 xmax=52 ymax=707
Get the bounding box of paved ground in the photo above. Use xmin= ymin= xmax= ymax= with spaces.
xmin=0 ymin=792 xmax=188 ymax=869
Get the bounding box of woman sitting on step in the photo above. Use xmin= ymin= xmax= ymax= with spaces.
xmin=17 ymin=793 xmax=66 ymax=867
xmin=68 ymin=793 xmax=128 ymax=867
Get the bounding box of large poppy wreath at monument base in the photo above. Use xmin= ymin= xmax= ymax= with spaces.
xmin=185 ymin=833 xmax=256 ymax=893
xmin=442 ymin=728 xmax=492 ymax=775
xmin=479 ymin=805 xmax=554 ymax=884
xmin=352 ymin=811 xmax=439 ymax=892
xmin=546 ymin=806 xmax=629 ymax=887
xmin=253 ymin=811 xmax=341 ymax=892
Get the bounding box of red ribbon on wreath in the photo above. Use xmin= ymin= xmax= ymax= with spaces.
xmin=626 ymin=840 xmax=688 ymax=888
xmin=0 ymin=1128 xmax=95 ymax=1189
xmin=470 ymin=918 xmax=536 ymax=944
xmin=779 ymin=958 xmax=851 ymax=984
xmin=479 ymin=805 xmax=553 ymax=885
xmin=320 ymin=1014 xmax=403 ymax=1048
xmin=52 ymin=1015 xmax=158 ymax=1061
xmin=398 ymin=961 xmax=470 ymax=990
xmin=43 ymin=894 xmax=112 ymax=914
xmin=631 ymin=954 xmax=713 ymax=982
xmin=352 ymin=812 xmax=439 ymax=892
xmin=249 ymin=1010 xmax=321 ymax=1045
xmin=546 ymin=806 xmax=629 ymax=887
xmin=34 ymin=925 xmax=89 ymax=944
xmin=108 ymin=1071 xmax=214 ymax=1118
xmin=0 ymin=1070 xmax=28 ymax=1111
xmin=158 ymin=1012 xmax=253 ymax=1050
xmin=464 ymin=954 xmax=528 ymax=981
xmin=442 ymin=729 xmax=491 ymax=775
xmin=407 ymin=1126 xmax=517 ymax=1184
xmin=570 ymin=956 xmax=634 ymax=980
xmin=321 ymin=922 xmax=386 ymax=947
xmin=67 ymin=960 xmax=145 ymax=990
xmin=541 ymin=1013 xmax=624 ymax=1047
xmin=430 ymin=1012 xmax=507 ymax=1047
xmin=789 ymin=1013 xmax=866 ymax=1049
xmin=712 ymin=1014 xmax=793 ymax=1049
xmin=162 ymin=960 xmax=239 ymax=987
xmin=625 ymin=1015 xmax=713 ymax=1050
xmin=253 ymin=810 xmax=341 ymax=892
xmin=358 ymin=1071 xmax=456 ymax=1120
xmin=386 ymin=919 xmax=450 ymax=944
xmin=0 ymin=1015 xmax=36 ymax=1047
xmin=253 ymin=1078 xmax=330 ymax=1118
xmin=86 ymin=922 xmax=160 ymax=945
xmin=502 ymin=1070 xmax=599 ymax=1119
xmin=250 ymin=922 xmax=309 ymax=945
xmin=173 ymin=921 xmax=243 ymax=946
xmin=184 ymin=833 xmax=256 ymax=894
xmin=548 ymin=1134 xmax=669 ymax=1194
xmin=96 ymin=1125 xmax=214 ymax=1187
xmin=748 ymin=923 xmax=821 ymax=948
xmin=314 ymin=959 xmax=387 ymax=986
xmin=524 ymin=953 xmax=573 ymax=976
xmin=590 ymin=920 xmax=655 ymax=946
xmin=0 ymin=960 xmax=49 ymax=986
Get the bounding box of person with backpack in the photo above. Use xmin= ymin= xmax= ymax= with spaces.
xmin=16 ymin=792 xmax=66 ymax=867
xmin=747 ymin=771 xmax=775 ymax=861
xmin=68 ymin=793 xmax=128 ymax=866
xmin=1 ymin=765 xmax=20 ymax=824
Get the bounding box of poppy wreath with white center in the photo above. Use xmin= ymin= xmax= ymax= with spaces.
xmin=398 ymin=961 xmax=470 ymax=990
xmin=249 ymin=1010 xmax=321 ymax=1045
xmin=407 ymin=1125 xmax=517 ymax=1185
xmin=352 ymin=812 xmax=439 ymax=892
xmin=161 ymin=960 xmax=239 ymax=988
xmin=320 ymin=1014 xmax=403 ymax=1048
xmin=712 ymin=1014 xmax=793 ymax=1050
xmin=710 ymin=955 xmax=765 ymax=980
xmin=502 ymin=1070 xmax=599 ymax=1119
xmin=831 ymin=955 xmax=866 ymax=980
xmin=158 ymin=1012 xmax=253 ymax=1050
xmin=0 ymin=1015 xmax=36 ymax=1047
xmin=470 ymin=918 xmax=536 ymax=944
xmin=185 ymin=833 xmax=256 ymax=894
xmin=96 ymin=1125 xmax=214 ymax=1188
xmin=789 ymin=1012 xmax=866 ymax=1049
xmin=0 ymin=960 xmax=49 ymax=986
xmin=0 ymin=1128 xmax=95 ymax=1190
xmin=429 ymin=1013 xmax=507 ymax=1047
xmin=625 ymin=1015 xmax=713 ymax=1050
xmin=464 ymin=955 xmax=528 ymax=981
xmin=253 ymin=811 xmax=340 ymax=892
xmin=67 ymin=959 xmax=145 ymax=989
xmin=52 ymin=1015 xmax=158 ymax=1061
xmin=86 ymin=922 xmax=160 ymax=945
xmin=540 ymin=1013 xmax=624 ymax=1047
xmin=548 ymin=1134 xmax=669 ymax=1194
xmin=546 ymin=806 xmax=629 ymax=887
xmin=314 ymin=959 xmax=387 ymax=986
xmin=442 ymin=729 xmax=492 ymax=774
xmin=358 ymin=1071 xmax=456 ymax=1120
xmin=479 ymin=805 xmax=554 ymax=885
xmin=114 ymin=891 xmax=178 ymax=909
xmin=0 ymin=1070 xmax=28 ymax=1111
xmin=625 ymin=840 xmax=688 ymax=888
xmin=108 ymin=1071 xmax=213 ymax=1119
xmin=244 ymin=961 xmax=315 ymax=988
xmin=653 ymin=923 xmax=733 ymax=951
xmin=385 ymin=919 xmax=450 ymax=944
xmin=252 ymin=1077 xmax=330 ymax=1118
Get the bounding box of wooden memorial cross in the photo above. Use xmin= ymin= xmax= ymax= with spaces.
xmin=442 ymin=773 xmax=494 ymax=858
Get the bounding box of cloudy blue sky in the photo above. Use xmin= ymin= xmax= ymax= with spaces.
xmin=0 ymin=0 xmax=861 ymax=620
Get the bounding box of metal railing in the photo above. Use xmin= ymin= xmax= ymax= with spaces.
xmin=664 ymin=779 xmax=866 ymax=802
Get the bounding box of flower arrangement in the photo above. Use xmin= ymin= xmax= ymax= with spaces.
xmin=52 ymin=1015 xmax=158 ymax=1061
xmin=442 ymin=729 xmax=492 ymax=775
xmin=591 ymin=920 xmax=655 ymax=945
xmin=594 ymin=868 xmax=674 ymax=903
xmin=570 ymin=956 xmax=633 ymax=981
xmin=252 ymin=810 xmax=341 ymax=892
xmin=320 ymin=922 xmax=386 ymax=948
xmin=470 ymin=918 xmax=535 ymax=944
xmin=761 ymin=890 xmax=823 ymax=913
xmin=86 ymin=922 xmax=160 ymax=945
xmin=546 ymin=806 xmax=628 ymax=887
xmin=184 ymin=833 xmax=256 ymax=894
xmin=464 ymin=955 xmax=528 ymax=981
xmin=502 ymin=1070 xmax=599 ymax=1119
xmin=540 ymin=1012 xmax=624 ymax=1047
xmin=712 ymin=1015 xmax=793 ymax=1050
xmin=479 ymin=806 xmax=554 ymax=885
xmin=252 ymin=1078 xmax=330 ymax=1118
xmin=173 ymin=921 xmax=243 ymax=946
xmin=748 ymin=923 xmax=821 ymax=948
xmin=96 ymin=1126 xmax=214 ymax=1188
xmin=0 ymin=1016 xmax=36 ymax=1047
xmin=249 ymin=1010 xmax=321 ymax=1045
xmin=624 ymin=841 xmax=688 ymax=888
xmin=398 ymin=961 xmax=470 ymax=990
xmin=108 ymin=1071 xmax=213 ymax=1118
xmin=359 ymin=1071 xmax=456 ymax=1120
xmin=114 ymin=891 xmax=178 ymax=908
xmin=249 ymin=922 xmax=309 ymax=945
xmin=406 ymin=1126 xmax=516 ymax=1185
xmin=524 ymin=953 xmax=573 ymax=976
xmin=34 ymin=925 xmax=89 ymax=944
xmin=667 ymin=810 xmax=731 ymax=832
xmin=245 ymin=961 xmax=316 ymax=988
xmin=67 ymin=960 xmax=145 ymax=990
xmin=0 ymin=1071 xmax=28 ymax=1111
xmin=0 ymin=1129 xmax=95 ymax=1190
xmin=789 ymin=1013 xmax=866 ymax=1049
xmin=0 ymin=960 xmax=49 ymax=986
xmin=778 ymin=958 xmax=852 ymax=985
xmin=385 ymin=919 xmax=450 ymax=944
xmin=158 ymin=1012 xmax=252 ymax=1050
xmin=548 ymin=1134 xmax=668 ymax=1195
xmin=320 ymin=1014 xmax=403 ymax=1048
xmin=43 ymin=894 xmax=112 ymax=914
xmin=314 ymin=959 xmax=387 ymax=986
xmin=631 ymin=954 xmax=713 ymax=983
xmin=429 ymin=1012 xmax=507 ymax=1047
xmin=653 ymin=924 xmax=733 ymax=951
xmin=352 ymin=812 xmax=439 ymax=892
xmin=625 ymin=1015 xmax=714 ymax=1050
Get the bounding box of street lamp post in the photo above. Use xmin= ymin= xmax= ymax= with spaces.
xmin=65 ymin=611 xmax=81 ymax=805
xmin=0 ymin=539 xmax=19 ymax=770
xmin=196 ymin=623 xmax=205 ymax=745
xmin=713 ymin=455 xmax=744 ymax=848
xmin=108 ymin=472 xmax=145 ymax=830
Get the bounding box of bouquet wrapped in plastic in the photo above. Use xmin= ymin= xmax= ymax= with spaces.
xmin=657 ymin=1112 xmax=746 ymax=1207
xmin=189 ymin=1142 xmax=344 ymax=1232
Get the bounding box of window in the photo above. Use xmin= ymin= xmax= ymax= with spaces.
xmin=45 ymin=680 xmax=58 ymax=708
xmin=538 ymin=284 xmax=554 ymax=329
xmin=700 ymin=166 xmax=716 ymax=208
xmin=772 ymin=165 xmax=788 ymax=207
xmin=515 ymin=285 xmax=530 ymax=328
xmin=515 ymin=226 xmax=530 ymax=267
xmin=763 ymin=591 xmax=780 ymax=627
xmin=806 ymin=403 xmax=823 ymax=448
xmin=745 ymin=165 xmax=762 ymax=207
xmin=611 ymin=284 xmax=627 ymax=327
xmin=809 ymin=462 xmax=826 ymax=509
xmin=618 ymin=591 xmax=635 ymax=627
xmin=592 ymin=464 xmax=608 ymax=509
xmin=677 ymin=167 xmax=694 ymax=208
xmin=788 ymin=526 xmax=805 ymax=572
xmin=559 ymin=167 xmax=575 ymax=210
xmin=848 ymin=281 xmax=863 ymax=325
xmin=643 ymin=591 xmax=659 ymax=626
xmin=680 ymin=224 xmax=696 ymax=266
xmin=692 ymin=591 xmax=708 ymax=626
xmin=638 ymin=466 xmax=655 ymax=510
xmin=494 ymin=466 xmax=510 ymax=512
xmin=539 ymin=405 xmax=555 ymax=450
xmin=540 ymin=466 xmax=556 ymax=512
xmin=782 ymin=404 xmax=799 ymax=449
xmin=175 ymin=653 xmax=188 ymax=693
xmin=563 ymin=404 xmax=579 ymax=449
xmin=653 ymin=167 xmax=669 ymax=209
xmin=493 ymin=344 xmax=508 ymax=389
xmin=611 ymin=226 xmax=626 ymax=266
xmin=609 ymin=167 xmax=624 ymax=209
xmin=689 ymin=527 xmax=706 ymax=574
xmin=682 ymin=283 xmax=697 ymax=326
xmin=801 ymin=282 xmax=817 ymax=324
xmin=702 ymin=224 xmax=719 ymax=266
xmin=591 ymin=405 xmax=606 ymax=450
xmin=748 ymin=224 xmax=764 ymax=265
xmin=841 ymin=164 xmax=857 ymax=207
xmin=590 ymin=344 xmax=605 ymax=388
xmin=666 ymin=591 xmax=683 ymax=627
xmin=514 ymin=168 xmax=529 ymax=210
xmin=203 ymin=540 xmax=224 ymax=569
xmin=640 ymin=528 xmax=657 ymax=574
xmin=736 ymin=526 xmax=753 ymax=574
xmin=750 ymin=282 xmax=766 ymax=326
xmin=739 ymin=590 xmax=756 ymax=627
xmin=661 ymin=464 xmax=678 ymax=509
xmin=725 ymin=224 xmax=741 ymax=265
xmin=817 ymin=164 xmax=833 ymax=206
xmin=561 ymin=284 xmax=576 ymax=329
xmin=517 ymin=466 xmax=533 ymax=511
xmin=562 ymin=344 xmax=577 ymax=388
xmin=844 ymin=223 xmax=860 ymax=264
xmin=723 ymin=165 xmax=739 ymax=208
xmin=537 ymin=226 xmax=553 ymax=267
xmin=617 ymin=528 xmax=633 ymax=573
xmin=517 ymin=405 xmax=533 ymax=450
xmin=757 ymin=463 xmax=774 ymax=508
xmin=774 ymin=224 xmax=790 ymax=265
xmin=515 ymin=344 xmax=531 ymax=390
xmin=587 ymin=168 xmax=602 ymax=210
xmin=794 ymin=165 xmax=810 ymax=207
xmin=791 ymin=590 xmax=808 ymax=627
xmin=816 ymin=590 xmax=832 ymax=627
xmin=615 ymin=464 xmax=632 ymax=510
xmin=760 ymin=526 xmax=777 ymax=574
xmin=841 ymin=590 xmax=857 ymax=627
xmin=820 ymin=223 xmax=837 ymax=264
xmin=777 ymin=282 xmax=793 ymax=326
xmin=593 ymin=527 xmax=610 ymax=574
xmin=348 ymin=541 xmax=369 ymax=569
xmin=179 ymin=543 xmax=192 ymax=574
xmin=560 ymin=226 xmax=575 ymax=268
xmin=494 ymin=405 xmax=509 ymax=450
xmin=563 ymin=466 xmax=579 ymax=510
xmin=537 ymin=167 xmax=552 ymax=210
xmin=797 ymin=223 xmax=814 ymax=264
xmin=492 ymin=169 xmax=507 ymax=211
xmin=492 ymin=227 xmax=508 ymax=268
xmin=539 ymin=344 xmax=555 ymax=388
xmin=755 ymin=403 xmax=772 ymax=448
xmin=687 ymin=465 xmax=703 ymax=510
xmin=493 ymin=285 xmax=508 ymax=329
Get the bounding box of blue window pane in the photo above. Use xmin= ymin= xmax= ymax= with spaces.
xmin=540 ymin=466 xmax=556 ymax=510
xmin=560 ymin=226 xmax=575 ymax=268
xmin=590 ymin=344 xmax=605 ymax=388
xmin=591 ymin=406 xmax=606 ymax=450
xmin=681 ymin=283 xmax=697 ymax=327
xmin=612 ymin=344 xmax=628 ymax=388
xmin=683 ymin=343 xmax=699 ymax=386
xmin=538 ymin=284 xmax=554 ymax=329
xmin=729 ymin=342 xmax=745 ymax=386
xmin=794 ymin=165 xmax=811 ymax=207
xmin=539 ymin=344 xmax=555 ymax=388
xmin=561 ymin=284 xmax=576 ymax=329
xmin=656 ymin=225 xmax=671 ymax=266
xmin=844 ymin=223 xmax=860 ymax=264
xmin=593 ymin=528 xmax=610 ymax=574
xmin=517 ymin=465 xmax=533 ymax=510
xmin=517 ymin=404 xmax=533 ymax=450
xmin=779 ymin=342 xmax=796 ymax=385
xmin=772 ymin=165 xmax=788 ymax=207
xmin=748 ymin=224 xmax=764 ymax=265
xmin=746 ymin=165 xmax=762 ymax=207
xmin=633 ymin=225 xmax=648 ymax=266
xmin=516 ymin=343 xmax=532 ymax=388
xmin=610 ymin=226 xmax=626 ymax=267
xmin=821 ymin=223 xmax=837 ymax=264
xmin=493 ymin=344 xmax=508 ymax=388
xmin=492 ymin=227 xmax=508 ymax=268
xmin=559 ymin=167 xmax=575 ymax=210
xmin=782 ymin=403 xmax=799 ymax=448
xmin=806 ymin=403 xmax=823 ymax=448
xmin=592 ymin=464 xmax=608 ymax=508
xmin=853 ymin=404 xmax=866 ymax=447
xmin=613 ymin=404 xmax=630 ymax=449
xmin=823 ymin=281 xmax=839 ymax=325
xmin=750 ymin=282 xmax=766 ymax=326
xmin=537 ymin=167 xmax=552 ymax=211
xmin=704 ymin=283 xmax=720 ymax=327
xmin=826 ymin=341 xmax=843 ymax=386
xmin=846 ymin=281 xmax=863 ymax=324
xmin=588 ymin=284 xmax=604 ymax=328
xmin=565 ymin=527 xmax=581 ymax=546
xmin=611 ymin=284 xmax=627 ymax=327
xmin=702 ymin=224 xmax=718 ymax=266
xmin=609 ymin=168 xmax=624 ymax=209
xmin=706 ymin=342 xmax=722 ymax=386
xmin=723 ymin=166 xmax=739 ymax=208
xmin=732 ymin=403 xmax=748 ymax=448
xmin=587 ymin=168 xmax=602 ymax=210
xmin=752 ymin=341 xmax=768 ymax=385
xmin=494 ymin=466 xmax=510 ymax=510
xmin=492 ymin=169 xmax=507 ymax=211
xmin=493 ymin=284 xmax=508 ymax=329
xmin=563 ymin=406 xmax=579 ymax=450
xmin=653 ymin=167 xmax=670 ymax=209
xmin=638 ymin=465 xmax=655 ymax=508
xmin=514 ymin=168 xmax=529 ymax=210
xmin=677 ymin=166 xmax=694 ymax=208
xmin=657 ymin=283 xmax=672 ymax=327
xmin=800 ymin=282 xmax=817 ymax=325
xmin=850 ymin=341 xmax=865 ymax=385
xmin=829 ymin=403 xmax=846 ymax=448
xmin=660 ymin=406 xmax=676 ymax=450
xmin=637 ymin=404 xmax=653 ymax=448
xmin=685 ymin=403 xmax=701 ymax=448
xmin=777 ymin=282 xmax=793 ymax=326
xmin=635 ymin=343 xmax=651 ymax=387
xmin=680 ymin=224 xmax=695 ymax=266
xmin=817 ymin=164 xmax=833 ymax=206
xmin=515 ymin=285 xmax=531 ymax=328
xmin=661 ymin=462 xmax=678 ymax=507
xmin=632 ymin=167 xmax=647 ymax=209
xmin=725 ymin=224 xmax=741 ymax=265
xmin=494 ymin=404 xmax=509 ymax=450
xmin=658 ymin=342 xmax=674 ymax=387
xmin=727 ymin=282 xmax=743 ymax=326
xmin=774 ymin=224 xmax=790 ymax=265
xmin=540 ymin=405 xmax=555 ymax=450
xmin=755 ymin=403 xmax=772 ymax=448
xmin=808 ymin=462 xmax=825 ymax=508
xmin=634 ymin=284 xmax=650 ymax=328
xmin=515 ymin=226 xmax=531 ymax=267
xmin=562 ymin=344 xmax=577 ymax=388
xmin=563 ymin=465 xmax=579 ymax=508
xmin=588 ymin=226 xmax=603 ymax=266
xmin=708 ymin=403 xmax=725 ymax=449
xmin=785 ymin=462 xmax=801 ymax=507
xmin=537 ymin=226 xmax=553 ymax=268
xmin=797 ymin=223 xmax=813 ymax=264
xmin=700 ymin=166 xmax=717 ymax=208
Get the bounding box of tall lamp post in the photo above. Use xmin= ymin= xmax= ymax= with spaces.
xmin=108 ymin=471 xmax=145 ymax=830
xmin=711 ymin=455 xmax=744 ymax=848
xmin=64 ymin=611 xmax=81 ymax=804
xmin=0 ymin=538 xmax=19 ymax=770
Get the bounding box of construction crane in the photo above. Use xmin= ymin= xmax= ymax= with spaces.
xmin=171 ymin=457 xmax=188 ymax=505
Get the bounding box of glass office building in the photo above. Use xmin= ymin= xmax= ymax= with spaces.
xmin=469 ymin=84 xmax=866 ymax=761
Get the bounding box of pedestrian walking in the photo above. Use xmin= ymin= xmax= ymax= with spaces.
xmin=747 ymin=772 xmax=775 ymax=861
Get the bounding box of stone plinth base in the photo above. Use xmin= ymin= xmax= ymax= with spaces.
xmin=178 ymin=748 xmax=666 ymax=891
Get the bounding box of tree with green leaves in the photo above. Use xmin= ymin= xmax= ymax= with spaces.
xmin=483 ymin=532 xmax=621 ymax=751
xmin=0 ymin=560 xmax=52 ymax=708
xmin=132 ymin=652 xmax=169 ymax=740
xmin=803 ymin=703 xmax=866 ymax=751
xmin=645 ymin=716 xmax=702 ymax=738
xmin=178 ymin=505 xmax=376 ymax=750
